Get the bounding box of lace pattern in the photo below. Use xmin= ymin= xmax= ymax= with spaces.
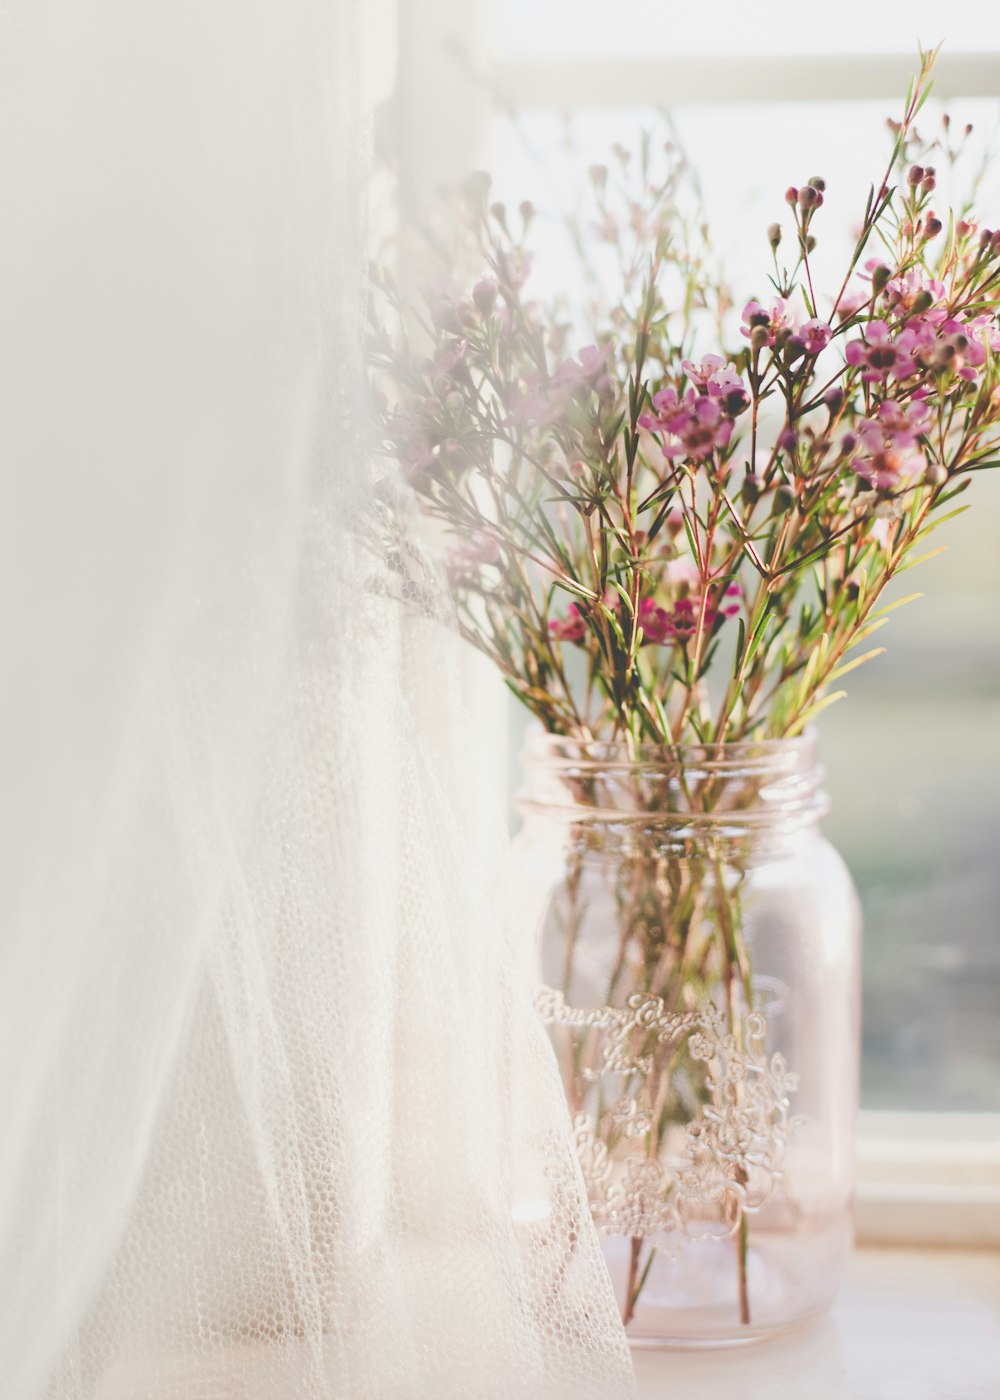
xmin=536 ymin=989 xmax=801 ymax=1249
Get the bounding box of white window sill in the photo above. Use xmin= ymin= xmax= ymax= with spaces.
xmin=633 ymin=1247 xmax=1000 ymax=1400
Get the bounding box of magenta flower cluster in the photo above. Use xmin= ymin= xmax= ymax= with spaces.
xmin=639 ymin=355 xmax=749 ymax=463
xmin=741 ymin=299 xmax=833 ymax=355
xmin=549 ymin=583 xmax=741 ymax=650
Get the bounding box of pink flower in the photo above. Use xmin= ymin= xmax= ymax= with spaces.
xmin=681 ymin=354 xmax=750 ymax=413
xmin=667 ymin=597 xmax=703 ymax=639
xmin=835 ymin=283 xmax=871 ymax=321
xmin=952 ymin=313 xmax=1000 ymax=373
xmin=549 ymin=604 xmax=588 ymax=643
xmin=637 ymin=597 xmax=677 ymax=644
xmin=849 ymin=399 xmax=929 ymax=488
xmin=472 ymin=278 xmax=499 ymax=314
xmin=552 ymin=344 xmax=613 ymax=395
xmin=507 ymin=346 xmax=613 ymax=427
xmin=432 ymin=339 xmax=469 ymax=379
xmin=505 ymin=378 xmax=566 ymax=426
xmin=844 ymin=321 xmax=918 ymax=383
xmin=791 ymin=318 xmax=833 ymax=355
xmin=741 ymin=297 xmax=795 ymax=348
xmin=640 ymin=388 xmax=734 ymax=461
xmin=636 ymin=584 xmax=740 ymax=646
xmin=883 ymin=268 xmax=948 ymax=321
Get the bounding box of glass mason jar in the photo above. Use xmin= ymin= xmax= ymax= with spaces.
xmin=511 ymin=731 xmax=861 ymax=1347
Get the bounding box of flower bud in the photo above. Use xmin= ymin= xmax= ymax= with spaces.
xmin=472 ymin=277 xmax=499 ymax=315
xmin=741 ymin=472 xmax=762 ymax=506
xmin=773 ymin=484 xmax=796 ymax=514
xmin=445 ymin=390 xmax=464 ymax=413
xmin=750 ymin=324 xmax=770 ymax=351
xmin=907 ymin=164 xmax=924 ymax=186
xmin=490 ymin=201 xmax=508 ymax=229
xmin=924 ymin=463 xmax=948 ymax=487
xmin=767 ymin=222 xmax=782 ymax=249
xmin=778 ymin=427 xmax=797 ymax=453
xmin=922 ymin=175 xmax=936 ymax=193
xmin=809 ymin=175 xmax=826 ymax=192
xmin=589 ymin=163 xmax=608 ymax=191
xmin=824 ymin=386 xmax=846 ymax=414
xmin=785 ymin=186 xmax=799 ymax=206
xmin=805 ymin=234 xmax=817 ymax=253
xmin=871 ymin=264 xmax=892 ymax=294
xmin=923 ymin=216 xmax=943 ymax=240
xmin=568 ymin=459 xmax=587 ymax=478
xmin=519 ymin=199 xmax=535 ymax=225
xmin=911 ymin=289 xmax=935 ymax=315
xmin=798 ymin=186 xmax=819 ymax=211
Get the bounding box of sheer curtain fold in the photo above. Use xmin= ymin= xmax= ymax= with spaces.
xmin=0 ymin=2 xmax=633 ymax=1397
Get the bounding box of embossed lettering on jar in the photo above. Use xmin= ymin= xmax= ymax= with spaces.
xmin=512 ymin=732 xmax=861 ymax=1346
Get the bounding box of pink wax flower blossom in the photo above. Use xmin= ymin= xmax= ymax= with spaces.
xmin=549 ymin=604 xmax=588 ymax=643
xmin=741 ymin=298 xmax=794 ymax=348
xmin=883 ymin=268 xmax=948 ymax=321
xmin=636 ymin=583 xmax=740 ymax=646
xmin=637 ymin=597 xmax=677 ymax=644
xmin=508 ymin=346 xmax=614 ymax=427
xmin=834 ymin=283 xmax=871 ymax=322
xmin=952 ymin=314 xmax=1000 ymax=372
xmin=432 ymin=339 xmax=469 ymax=379
xmin=640 ymin=388 xmax=734 ymax=461
xmin=844 ymin=321 xmax=918 ymax=383
xmin=552 ymin=344 xmax=613 ymax=396
xmin=639 ymin=596 xmax=711 ymax=644
xmin=681 ymin=354 xmax=751 ymax=413
xmin=849 ymin=399 xmax=930 ymax=488
xmin=893 ymin=311 xmax=1000 ymax=382
xmin=472 ymin=277 xmax=499 ymax=315
xmin=505 ymin=377 xmax=568 ymax=427
xmin=790 ymin=318 xmax=833 ymax=355
xmin=666 ymin=597 xmax=704 ymax=639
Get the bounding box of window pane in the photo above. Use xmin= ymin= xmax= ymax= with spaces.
xmin=495 ymin=97 xmax=1000 ymax=1112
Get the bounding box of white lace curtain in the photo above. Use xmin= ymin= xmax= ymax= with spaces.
xmin=0 ymin=3 xmax=634 ymax=1396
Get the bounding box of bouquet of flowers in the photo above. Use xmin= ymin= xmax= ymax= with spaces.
xmin=369 ymin=51 xmax=998 ymax=751
xmin=368 ymin=49 xmax=999 ymax=1335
